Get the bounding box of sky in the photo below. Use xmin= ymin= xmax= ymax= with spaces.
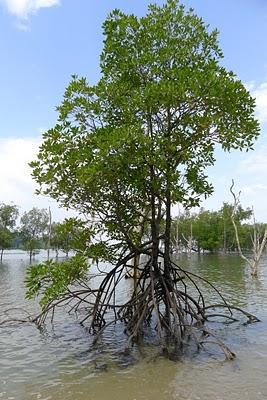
xmin=0 ymin=0 xmax=267 ymax=222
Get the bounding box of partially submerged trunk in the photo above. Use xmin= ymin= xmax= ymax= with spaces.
xmin=29 ymin=249 xmax=33 ymax=263
xmin=0 ymin=248 xmax=4 ymax=263
xmin=47 ymin=206 xmax=52 ymax=260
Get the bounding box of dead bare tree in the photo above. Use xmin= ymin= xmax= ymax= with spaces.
xmin=230 ymin=180 xmax=267 ymax=277
xmin=181 ymin=222 xmax=194 ymax=256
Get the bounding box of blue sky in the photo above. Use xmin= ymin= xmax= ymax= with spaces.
xmin=0 ymin=0 xmax=267 ymax=221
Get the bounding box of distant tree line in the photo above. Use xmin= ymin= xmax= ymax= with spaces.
xmin=0 ymin=202 xmax=87 ymax=262
xmin=171 ymin=202 xmax=266 ymax=254
xmin=1 ymin=200 xmax=266 ymax=262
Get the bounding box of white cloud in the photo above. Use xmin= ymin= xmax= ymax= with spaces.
xmin=15 ymin=19 xmax=31 ymax=30
xmin=240 ymin=145 xmax=267 ymax=174
xmin=249 ymin=81 xmax=267 ymax=124
xmin=241 ymin=184 xmax=267 ymax=196
xmin=0 ymin=0 xmax=60 ymax=19
xmin=238 ymin=182 xmax=267 ymax=223
xmin=228 ymin=143 xmax=267 ymax=221
xmin=0 ymin=137 xmax=69 ymax=221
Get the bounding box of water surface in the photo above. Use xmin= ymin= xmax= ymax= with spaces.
xmin=0 ymin=251 xmax=267 ymax=400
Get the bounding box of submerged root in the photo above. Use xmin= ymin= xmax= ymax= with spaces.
xmin=0 ymin=308 xmax=33 ymax=326
xmin=1 ymin=256 xmax=259 ymax=361
xmin=37 ymin=258 xmax=258 ymax=359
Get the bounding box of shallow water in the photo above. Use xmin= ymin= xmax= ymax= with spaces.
xmin=0 ymin=251 xmax=267 ymax=400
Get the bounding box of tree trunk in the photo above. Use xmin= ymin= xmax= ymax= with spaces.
xmin=47 ymin=206 xmax=52 ymax=260
xmin=176 ymin=216 xmax=179 ymax=252
xmin=163 ymin=184 xmax=172 ymax=324
xmin=150 ymin=166 xmax=160 ymax=273
xmin=164 ymin=187 xmax=172 ymax=285
xmin=188 ymin=221 xmax=193 ymax=257
xmin=133 ymin=252 xmax=140 ymax=292
xmin=223 ymin=219 xmax=226 ymax=253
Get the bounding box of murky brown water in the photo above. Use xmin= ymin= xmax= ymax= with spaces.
xmin=1 ymin=251 xmax=267 ymax=400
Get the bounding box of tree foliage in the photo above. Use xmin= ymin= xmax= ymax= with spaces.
xmin=31 ymin=0 xmax=259 ymax=261
xmin=25 ymin=255 xmax=88 ymax=308
xmin=0 ymin=203 xmax=19 ymax=262
xmin=172 ymin=203 xmax=253 ymax=253
xmin=20 ymin=208 xmax=49 ymax=260
xmin=50 ymin=218 xmax=93 ymax=257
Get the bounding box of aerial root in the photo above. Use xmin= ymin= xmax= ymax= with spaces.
xmin=73 ymin=256 xmax=258 ymax=359
xmin=198 ymin=327 xmax=236 ymax=360
xmin=0 ymin=307 xmax=33 ymax=326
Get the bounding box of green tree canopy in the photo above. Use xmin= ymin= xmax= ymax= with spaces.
xmin=0 ymin=203 xmax=19 ymax=230
xmin=28 ymin=0 xmax=260 ymax=354
xmin=20 ymin=207 xmax=49 ymax=260
xmin=0 ymin=203 xmax=19 ymax=262
xmin=171 ymin=203 xmax=254 ymax=254
xmin=51 ymin=218 xmax=93 ymax=257
xmin=31 ymin=0 xmax=259 ymax=262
